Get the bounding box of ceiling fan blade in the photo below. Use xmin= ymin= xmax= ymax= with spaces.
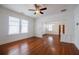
xmin=40 ymin=11 xmax=44 ymax=14
xmin=28 ymin=9 xmax=35 ymax=11
xmin=40 ymin=7 xmax=47 ymax=10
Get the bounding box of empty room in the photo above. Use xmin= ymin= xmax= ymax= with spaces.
xmin=0 ymin=4 xmax=79 ymax=55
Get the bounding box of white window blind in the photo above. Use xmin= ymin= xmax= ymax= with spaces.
xmin=21 ymin=20 xmax=28 ymax=33
xmin=48 ymin=24 xmax=53 ymax=31
xmin=45 ymin=24 xmax=54 ymax=32
xmin=9 ymin=16 xmax=20 ymax=35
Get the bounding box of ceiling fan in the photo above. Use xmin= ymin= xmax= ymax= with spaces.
xmin=28 ymin=4 xmax=47 ymax=15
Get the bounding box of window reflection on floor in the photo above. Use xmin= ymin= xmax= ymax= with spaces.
xmin=8 ymin=47 xmax=19 ymax=55
xmin=20 ymin=43 xmax=29 ymax=55
xmin=48 ymin=36 xmax=53 ymax=45
xmin=8 ymin=43 xmax=29 ymax=55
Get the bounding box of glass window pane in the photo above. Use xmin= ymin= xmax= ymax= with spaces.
xmin=8 ymin=16 xmax=20 ymax=35
xmin=21 ymin=20 xmax=28 ymax=33
xmin=48 ymin=24 xmax=53 ymax=31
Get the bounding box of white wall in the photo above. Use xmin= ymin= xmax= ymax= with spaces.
xmin=35 ymin=11 xmax=75 ymax=43
xmin=74 ymin=5 xmax=79 ymax=49
xmin=0 ymin=6 xmax=35 ymax=45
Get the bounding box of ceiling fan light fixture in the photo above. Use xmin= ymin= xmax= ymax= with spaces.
xmin=36 ymin=10 xmax=40 ymax=13
xmin=28 ymin=4 xmax=47 ymax=15
xmin=35 ymin=10 xmax=41 ymax=15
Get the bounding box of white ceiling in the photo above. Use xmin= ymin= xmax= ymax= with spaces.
xmin=1 ymin=4 xmax=77 ymax=18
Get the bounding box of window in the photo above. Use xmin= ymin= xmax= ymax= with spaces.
xmin=45 ymin=24 xmax=54 ymax=32
xmin=48 ymin=24 xmax=53 ymax=31
xmin=9 ymin=16 xmax=20 ymax=34
xmin=8 ymin=16 xmax=28 ymax=35
xmin=21 ymin=20 xmax=28 ymax=33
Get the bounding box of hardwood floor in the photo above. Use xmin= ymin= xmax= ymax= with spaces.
xmin=0 ymin=37 xmax=79 ymax=55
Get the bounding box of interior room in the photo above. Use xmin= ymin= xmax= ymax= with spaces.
xmin=0 ymin=4 xmax=79 ymax=55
